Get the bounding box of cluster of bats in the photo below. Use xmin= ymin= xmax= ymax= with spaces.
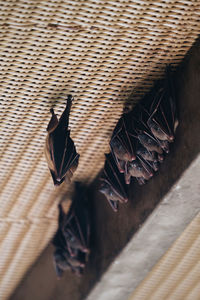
xmin=52 ymin=183 xmax=90 ymax=277
xmin=100 ymin=65 xmax=178 ymax=211
xmin=45 ymin=65 xmax=178 ymax=277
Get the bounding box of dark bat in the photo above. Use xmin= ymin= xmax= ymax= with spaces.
xmin=52 ymin=182 xmax=90 ymax=277
xmin=110 ymin=115 xmax=136 ymax=173
xmin=130 ymin=106 xmax=164 ymax=155
xmin=100 ymin=153 xmax=128 ymax=211
xmin=144 ymin=65 xmax=179 ymax=144
xmin=45 ymin=95 xmax=80 ymax=185
xmin=126 ymin=156 xmax=153 ymax=184
xmin=136 ymin=145 xmax=157 ymax=162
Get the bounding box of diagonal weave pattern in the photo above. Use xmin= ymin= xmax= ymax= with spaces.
xmin=0 ymin=1 xmax=199 ymax=299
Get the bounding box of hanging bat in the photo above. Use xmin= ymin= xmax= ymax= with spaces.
xmin=142 ymin=65 xmax=179 ymax=144
xmin=100 ymin=153 xmax=128 ymax=211
xmin=45 ymin=95 xmax=80 ymax=185
xmin=110 ymin=115 xmax=136 ymax=173
xmin=130 ymin=65 xmax=178 ymax=156
xmin=130 ymin=106 xmax=164 ymax=155
xmin=53 ymin=245 xmax=87 ymax=277
xmin=52 ymin=182 xmax=90 ymax=277
xmin=127 ymin=158 xmax=153 ymax=180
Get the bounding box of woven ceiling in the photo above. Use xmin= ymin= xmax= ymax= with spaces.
xmin=0 ymin=0 xmax=200 ymax=299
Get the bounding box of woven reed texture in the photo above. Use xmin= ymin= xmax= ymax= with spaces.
xmin=0 ymin=0 xmax=199 ymax=299
xmin=129 ymin=213 xmax=200 ymax=300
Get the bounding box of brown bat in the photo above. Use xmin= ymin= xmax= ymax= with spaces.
xmin=110 ymin=116 xmax=136 ymax=173
xmin=100 ymin=153 xmax=128 ymax=212
xmin=142 ymin=65 xmax=178 ymax=145
xmin=45 ymin=95 xmax=80 ymax=185
xmin=52 ymin=182 xmax=90 ymax=277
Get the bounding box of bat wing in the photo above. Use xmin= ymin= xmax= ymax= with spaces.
xmin=48 ymin=129 xmax=79 ymax=182
xmin=45 ymin=96 xmax=80 ymax=185
xmin=100 ymin=153 xmax=128 ymax=211
xmin=110 ymin=115 xmax=136 ymax=165
xmin=107 ymin=199 xmax=119 ymax=212
xmin=62 ymin=184 xmax=90 ymax=254
xmin=163 ymin=65 xmax=178 ymax=135
xmin=147 ymin=66 xmax=178 ymax=142
xmin=52 ymin=183 xmax=90 ymax=277
xmin=72 ymin=183 xmax=90 ymax=250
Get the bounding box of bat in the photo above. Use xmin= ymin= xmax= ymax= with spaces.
xmin=52 ymin=182 xmax=90 ymax=277
xmin=110 ymin=115 xmax=136 ymax=173
xmin=142 ymin=65 xmax=179 ymax=144
xmin=131 ymin=106 xmax=164 ymax=155
xmin=100 ymin=64 xmax=178 ymax=206
xmin=100 ymin=153 xmax=128 ymax=212
xmin=127 ymin=158 xmax=153 ymax=180
xmin=45 ymin=95 xmax=80 ymax=186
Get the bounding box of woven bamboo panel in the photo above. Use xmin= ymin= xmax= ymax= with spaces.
xmin=0 ymin=0 xmax=199 ymax=299
xmin=129 ymin=213 xmax=200 ymax=300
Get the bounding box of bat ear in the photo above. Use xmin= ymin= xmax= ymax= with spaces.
xmin=47 ymin=108 xmax=58 ymax=132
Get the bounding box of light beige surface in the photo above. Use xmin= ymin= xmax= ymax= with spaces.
xmin=0 ymin=1 xmax=200 ymax=299
xmin=129 ymin=213 xmax=200 ymax=300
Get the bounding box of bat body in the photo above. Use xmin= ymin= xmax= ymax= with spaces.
xmin=137 ymin=133 xmax=163 ymax=154
xmin=100 ymin=65 xmax=178 ymax=209
xmin=144 ymin=66 xmax=178 ymax=142
xmin=100 ymin=153 xmax=128 ymax=211
xmin=45 ymin=95 xmax=80 ymax=185
xmin=127 ymin=159 xmax=153 ymax=180
xmin=110 ymin=116 xmax=136 ymax=173
xmin=53 ymin=182 xmax=90 ymax=277
xmin=136 ymin=146 xmax=157 ymax=162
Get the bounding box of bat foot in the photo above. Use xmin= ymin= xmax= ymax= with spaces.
xmin=67 ymin=94 xmax=73 ymax=102
xmin=50 ymin=108 xmax=54 ymax=115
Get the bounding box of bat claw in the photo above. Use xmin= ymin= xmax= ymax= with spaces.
xmin=50 ymin=108 xmax=54 ymax=114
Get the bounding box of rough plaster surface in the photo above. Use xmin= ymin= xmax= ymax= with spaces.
xmin=86 ymin=155 xmax=200 ymax=300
